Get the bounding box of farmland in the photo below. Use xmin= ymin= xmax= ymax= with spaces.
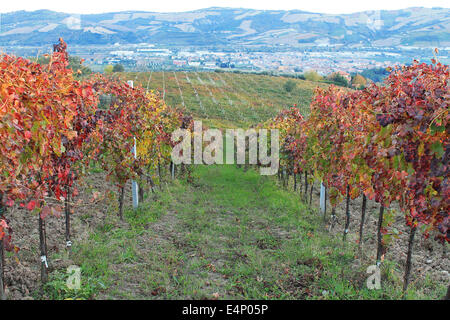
xmin=119 ymin=71 xmax=323 ymax=128
xmin=0 ymin=50 xmax=448 ymax=302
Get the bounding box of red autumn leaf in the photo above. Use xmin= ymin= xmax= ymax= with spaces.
xmin=26 ymin=200 xmax=37 ymax=211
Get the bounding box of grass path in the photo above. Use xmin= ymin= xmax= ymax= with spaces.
xmin=64 ymin=165 xmax=432 ymax=300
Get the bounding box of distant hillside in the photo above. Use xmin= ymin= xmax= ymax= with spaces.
xmin=123 ymin=71 xmax=327 ymax=127
xmin=0 ymin=7 xmax=449 ymax=47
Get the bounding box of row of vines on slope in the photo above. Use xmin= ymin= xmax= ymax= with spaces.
xmin=258 ymin=58 xmax=449 ymax=294
xmin=0 ymin=39 xmax=193 ymax=299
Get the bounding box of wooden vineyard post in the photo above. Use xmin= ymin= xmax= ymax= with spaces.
xmin=343 ymin=185 xmax=351 ymax=241
xmin=403 ymin=224 xmax=417 ymax=294
xmin=128 ymin=80 xmax=139 ymax=210
xmin=299 ymin=171 xmax=303 ymax=196
xmin=38 ymin=214 xmax=48 ymax=284
xmin=359 ymin=194 xmax=367 ymax=248
xmin=147 ymin=173 xmax=156 ymax=194
xmin=65 ymin=186 xmax=72 ymax=253
xmin=138 ymin=181 xmax=145 ymax=203
xmin=376 ymin=206 xmax=385 ymax=266
xmin=158 ymin=159 xmax=162 ymax=187
xmin=244 ymin=142 xmax=249 ymax=172
xmin=0 ymin=237 xmax=5 ymax=300
xmin=304 ymin=171 xmax=308 ymax=202
xmin=118 ymin=186 xmax=125 ymax=221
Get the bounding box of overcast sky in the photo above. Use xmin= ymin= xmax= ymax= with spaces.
xmin=0 ymin=0 xmax=448 ymax=14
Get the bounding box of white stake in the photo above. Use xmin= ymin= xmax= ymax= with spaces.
xmin=128 ymin=80 xmax=139 ymax=209
xmin=320 ymin=182 xmax=326 ymax=215
xmin=171 ymin=162 xmax=175 ymax=180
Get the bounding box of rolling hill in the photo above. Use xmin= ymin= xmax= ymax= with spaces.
xmin=0 ymin=7 xmax=449 ymax=47
xmin=119 ymin=71 xmax=326 ymax=128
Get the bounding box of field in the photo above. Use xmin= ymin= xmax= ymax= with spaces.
xmin=119 ymin=71 xmax=324 ymax=127
xmin=1 ymin=66 xmax=448 ymax=301
xmin=65 ymin=166 xmax=446 ymax=300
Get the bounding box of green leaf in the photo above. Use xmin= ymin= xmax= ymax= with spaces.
xmin=383 ymin=136 xmax=391 ymax=148
xmin=430 ymin=124 xmax=445 ymax=134
xmin=407 ymin=162 xmax=415 ymax=175
xmin=430 ymin=141 xmax=444 ymax=158
xmin=393 ymin=155 xmax=401 ymax=169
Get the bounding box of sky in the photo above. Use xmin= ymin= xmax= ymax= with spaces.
xmin=0 ymin=0 xmax=448 ymax=14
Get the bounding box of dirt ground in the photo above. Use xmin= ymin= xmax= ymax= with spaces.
xmin=2 ymin=169 xmax=448 ymax=299
xmin=290 ymin=176 xmax=449 ymax=290
xmin=1 ymin=171 xmax=132 ymax=299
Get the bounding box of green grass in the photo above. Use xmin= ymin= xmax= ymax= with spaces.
xmin=49 ymin=165 xmax=446 ymax=300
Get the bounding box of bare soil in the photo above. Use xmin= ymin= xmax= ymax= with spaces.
xmin=2 ymin=171 xmax=130 ymax=299
xmin=293 ymin=177 xmax=449 ymax=291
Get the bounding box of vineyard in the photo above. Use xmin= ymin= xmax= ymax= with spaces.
xmin=0 ymin=39 xmax=448 ymax=300
xmin=257 ymin=59 xmax=449 ymax=294
xmin=0 ymin=39 xmax=193 ymax=299
xmin=118 ymin=70 xmax=324 ymax=128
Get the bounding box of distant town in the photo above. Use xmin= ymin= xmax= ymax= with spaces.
xmin=3 ymin=43 xmax=449 ymax=81
xmin=73 ymin=44 xmax=449 ymax=75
